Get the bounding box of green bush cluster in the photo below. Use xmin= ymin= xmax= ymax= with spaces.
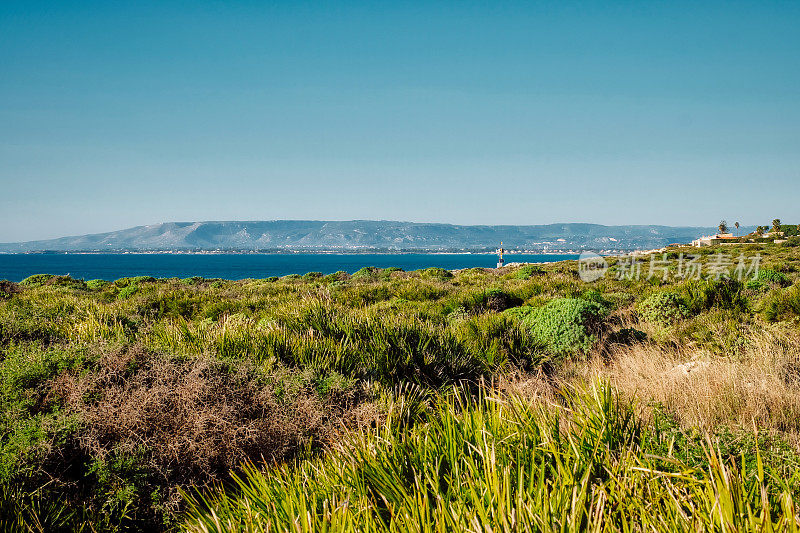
xmin=418 ymin=267 xmax=453 ymax=280
xmin=637 ymin=292 xmax=690 ymax=325
xmin=86 ymin=279 xmax=109 ymax=290
xmin=0 ymin=345 xmax=87 ymax=499
xmin=116 ymin=276 xmax=155 ymax=287
xmin=19 ymin=274 xmax=54 ymax=287
xmin=351 ymin=266 xmax=381 ymax=280
xmin=117 ymin=284 xmax=139 ymax=300
xmin=684 ymin=278 xmax=748 ymax=314
xmin=320 ymin=271 xmax=349 ymax=283
xmin=757 ymin=268 xmax=791 ymax=287
xmin=580 ymin=289 xmax=612 ymax=308
xmin=520 ymin=298 xmax=607 ymax=357
xmin=513 ymin=264 xmax=544 ymax=279
xmin=760 ymin=284 xmax=800 ymax=322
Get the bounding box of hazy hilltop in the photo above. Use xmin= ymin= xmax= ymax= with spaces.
xmin=0 ymin=221 xmax=742 ymax=253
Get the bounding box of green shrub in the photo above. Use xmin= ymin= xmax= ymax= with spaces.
xmin=684 ymin=278 xmax=748 ymax=314
xmin=580 ymin=289 xmax=612 ymax=309
xmin=321 ymin=271 xmax=349 ymax=284
xmin=418 ymin=267 xmax=453 ymax=280
xmin=513 ymin=264 xmax=544 ymax=279
xmin=86 ymin=279 xmax=110 ymax=290
xmin=303 ymin=272 xmax=323 ymax=281
xmin=757 ymin=268 xmax=791 ymax=287
xmin=86 ymin=447 xmax=151 ymax=526
xmin=116 ymin=276 xmax=155 ymax=287
xmin=0 ymin=346 xmax=87 ymax=482
xmin=351 ymin=267 xmax=381 ymax=280
xmin=521 ymin=298 xmax=607 ymax=357
xmin=117 ymin=285 xmax=139 ymax=300
xmin=503 ymin=305 xmax=535 ymax=321
xmin=379 ymin=267 xmax=404 ymax=281
xmin=760 ymin=284 xmax=800 ymax=322
xmin=19 ymin=274 xmax=54 ymax=288
xmin=264 ymin=276 xmax=279 ymax=282
xmin=637 ymin=292 xmax=690 ymax=325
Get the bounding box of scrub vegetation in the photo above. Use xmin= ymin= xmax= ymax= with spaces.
xmin=2 ymin=242 xmax=800 ymax=531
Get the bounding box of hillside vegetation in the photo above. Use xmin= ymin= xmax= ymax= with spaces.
xmin=1 ymin=242 xmax=800 ymax=531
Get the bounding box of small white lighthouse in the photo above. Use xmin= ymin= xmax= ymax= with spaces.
xmin=496 ymin=242 xmax=505 ymax=268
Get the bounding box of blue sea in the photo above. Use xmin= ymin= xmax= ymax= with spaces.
xmin=0 ymin=253 xmax=578 ymax=283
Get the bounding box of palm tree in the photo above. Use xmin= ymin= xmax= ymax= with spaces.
xmin=718 ymin=220 xmax=728 ymax=234
xmin=756 ymin=226 xmax=766 ymax=236
xmin=734 ymin=221 xmax=740 ymax=236
xmin=772 ymin=218 xmax=782 ymax=233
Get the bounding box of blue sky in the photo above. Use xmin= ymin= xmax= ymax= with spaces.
xmin=1 ymin=1 xmax=798 ymax=241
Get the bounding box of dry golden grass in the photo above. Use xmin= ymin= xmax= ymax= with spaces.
xmin=581 ymin=326 xmax=800 ymax=446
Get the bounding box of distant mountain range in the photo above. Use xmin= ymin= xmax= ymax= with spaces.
xmin=0 ymin=221 xmax=749 ymax=253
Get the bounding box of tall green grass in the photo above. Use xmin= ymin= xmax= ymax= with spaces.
xmin=183 ymin=382 xmax=800 ymax=532
xmin=148 ymin=303 xmax=538 ymax=387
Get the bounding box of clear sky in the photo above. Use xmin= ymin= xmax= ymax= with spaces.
xmin=1 ymin=1 xmax=798 ymax=242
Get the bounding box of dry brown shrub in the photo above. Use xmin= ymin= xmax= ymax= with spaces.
xmin=45 ymin=344 xmax=371 ymax=519
xmin=0 ymin=280 xmax=21 ymax=297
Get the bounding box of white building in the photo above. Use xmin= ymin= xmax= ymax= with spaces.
xmin=691 ymin=233 xmax=738 ymax=247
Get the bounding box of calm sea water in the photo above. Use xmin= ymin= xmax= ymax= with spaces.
xmin=0 ymin=253 xmax=578 ymax=283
